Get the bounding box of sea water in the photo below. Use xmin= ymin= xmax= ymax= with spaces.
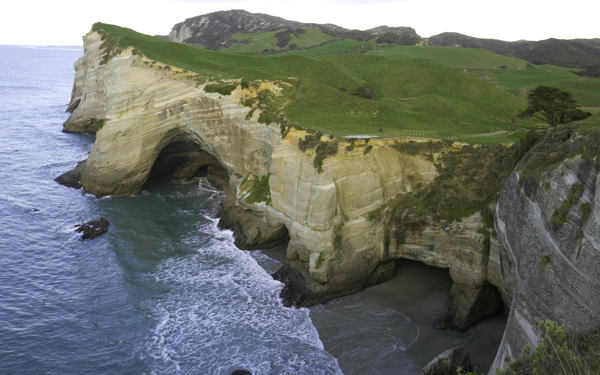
xmin=0 ymin=45 xmax=427 ymax=374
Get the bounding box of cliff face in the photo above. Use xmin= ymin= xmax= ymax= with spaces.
xmin=63 ymin=29 xmax=501 ymax=332
xmin=62 ymin=29 xmax=600 ymax=373
xmin=487 ymin=131 xmax=600 ymax=373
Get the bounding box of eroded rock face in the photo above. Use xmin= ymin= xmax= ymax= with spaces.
xmin=489 ymin=154 xmax=600 ymax=374
xmin=61 ymin=30 xmax=506 ymax=333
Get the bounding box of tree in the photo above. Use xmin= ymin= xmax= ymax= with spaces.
xmin=518 ymin=86 xmax=592 ymax=127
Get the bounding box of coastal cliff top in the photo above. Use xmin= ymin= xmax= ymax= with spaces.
xmin=90 ymin=22 xmax=600 ymax=142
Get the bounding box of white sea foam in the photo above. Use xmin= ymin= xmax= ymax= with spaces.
xmin=139 ymin=218 xmax=342 ymax=375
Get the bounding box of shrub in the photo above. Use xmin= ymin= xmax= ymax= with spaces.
xmin=244 ymin=173 xmax=272 ymax=205
xmin=498 ymin=320 xmax=600 ymax=375
xmin=514 ymin=128 xmax=540 ymax=162
xmin=552 ymin=184 xmax=585 ymax=228
xmin=352 ymin=85 xmax=375 ymax=100
xmin=540 ymin=255 xmax=552 ymax=267
xmin=298 ymin=131 xmax=323 ymax=152
xmin=204 ymin=83 xmax=237 ymax=96
xmin=314 ymin=141 xmax=338 ymax=173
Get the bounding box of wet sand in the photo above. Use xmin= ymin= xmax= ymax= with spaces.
xmin=360 ymin=260 xmax=506 ymax=372
xmin=254 ymin=248 xmax=506 ymax=374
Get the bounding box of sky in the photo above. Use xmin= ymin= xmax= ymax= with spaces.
xmin=1 ymin=0 xmax=597 ymax=46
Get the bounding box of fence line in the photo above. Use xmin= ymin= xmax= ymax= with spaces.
xmin=290 ymin=121 xmax=510 ymax=140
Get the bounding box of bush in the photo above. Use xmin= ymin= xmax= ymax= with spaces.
xmin=244 ymin=173 xmax=272 ymax=205
xmin=514 ymin=128 xmax=540 ymax=162
xmin=314 ymin=141 xmax=338 ymax=173
xmin=298 ymin=131 xmax=324 ymax=152
xmin=498 ymin=320 xmax=600 ymax=375
xmin=352 ymin=85 xmax=375 ymax=100
xmin=204 ymin=83 xmax=237 ymax=96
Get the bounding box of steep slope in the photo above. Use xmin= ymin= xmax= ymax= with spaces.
xmin=488 ymin=127 xmax=600 ymax=373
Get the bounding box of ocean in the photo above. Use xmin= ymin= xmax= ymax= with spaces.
xmin=0 ymin=45 xmax=505 ymax=375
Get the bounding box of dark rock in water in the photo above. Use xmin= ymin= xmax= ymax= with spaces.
xmin=272 ymin=261 xmax=315 ymax=307
xmin=231 ymin=370 xmax=251 ymax=375
xmin=417 ymin=346 xmax=472 ymax=375
xmin=55 ymin=160 xmax=87 ymax=189
xmin=76 ymin=217 xmax=109 ymax=240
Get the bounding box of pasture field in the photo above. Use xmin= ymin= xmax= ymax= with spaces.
xmin=92 ymin=23 xmax=600 ymax=142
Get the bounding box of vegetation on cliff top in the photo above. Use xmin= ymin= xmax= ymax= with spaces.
xmin=370 ymin=139 xmax=520 ymax=237
xmin=91 ymin=22 xmax=540 ymax=143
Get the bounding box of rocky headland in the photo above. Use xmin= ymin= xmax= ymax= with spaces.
xmin=59 ymin=28 xmax=600 ymax=374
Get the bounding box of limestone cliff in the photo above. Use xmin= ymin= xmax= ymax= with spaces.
xmin=61 ymin=28 xmax=600 ymax=374
xmin=62 ymin=29 xmax=505 ymax=333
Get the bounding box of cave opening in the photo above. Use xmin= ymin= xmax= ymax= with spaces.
xmin=144 ymin=132 xmax=229 ymax=192
xmin=361 ymin=259 xmax=507 ymax=372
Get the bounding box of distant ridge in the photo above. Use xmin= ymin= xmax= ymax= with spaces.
xmin=427 ymin=32 xmax=600 ymax=68
xmin=166 ymin=9 xmax=419 ymax=51
xmin=163 ymin=9 xmax=600 ymax=68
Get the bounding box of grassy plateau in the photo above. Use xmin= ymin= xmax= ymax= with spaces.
xmin=92 ymin=23 xmax=600 ymax=143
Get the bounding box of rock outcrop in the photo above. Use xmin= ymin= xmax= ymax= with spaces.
xmin=76 ymin=217 xmax=110 ymax=240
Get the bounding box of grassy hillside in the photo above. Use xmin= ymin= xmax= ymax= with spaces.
xmin=492 ymin=65 xmax=600 ymax=107
xmin=222 ymin=26 xmax=337 ymax=53
xmin=428 ymin=32 xmax=600 ymax=68
xmin=92 ymin=22 xmax=547 ymax=142
xmin=282 ymin=40 xmax=529 ymax=70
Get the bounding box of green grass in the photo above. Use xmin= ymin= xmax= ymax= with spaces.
xmin=283 ymin=40 xmax=380 ymax=56
xmin=285 ymin=41 xmax=529 ymax=70
xmin=381 ymin=45 xmax=529 ymax=70
xmin=492 ymin=66 xmax=600 ymax=107
xmin=491 ymin=65 xmax=600 ymax=129
xmin=222 ymin=26 xmax=337 ymax=53
xmin=91 ymin=23 xmax=544 ymax=142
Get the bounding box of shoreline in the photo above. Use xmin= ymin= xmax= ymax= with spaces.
xmin=254 ymin=247 xmax=506 ymax=374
